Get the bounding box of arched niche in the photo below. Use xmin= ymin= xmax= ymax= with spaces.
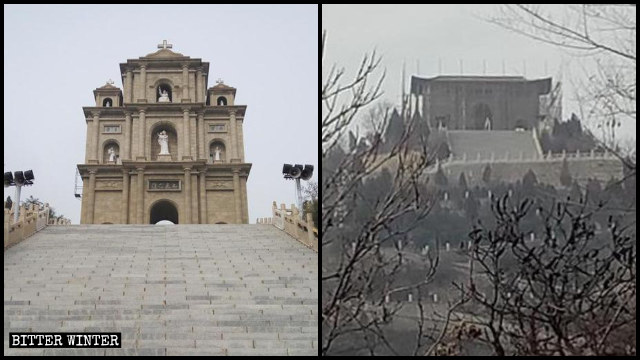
xmin=217 ymin=96 xmax=227 ymax=106
xmin=472 ymin=103 xmax=492 ymax=130
xmin=103 ymin=98 xmax=113 ymax=107
xmin=154 ymin=79 xmax=174 ymax=103
xmin=209 ymin=140 xmax=226 ymax=163
xmin=102 ymin=140 xmax=120 ymax=164
xmin=150 ymin=122 xmax=178 ymax=161
xmin=149 ymin=199 xmax=179 ymax=224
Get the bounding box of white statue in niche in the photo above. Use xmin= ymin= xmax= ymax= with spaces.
xmin=214 ymin=146 xmax=221 ymax=161
xmin=158 ymin=131 xmax=170 ymax=155
xmin=484 ymin=117 xmax=492 ymax=130
xmin=158 ymin=87 xmax=170 ymax=102
xmin=108 ymin=147 xmax=116 ymax=162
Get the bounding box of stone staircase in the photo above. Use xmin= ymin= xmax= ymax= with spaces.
xmin=4 ymin=224 xmax=317 ymax=356
xmin=447 ymin=130 xmax=540 ymax=160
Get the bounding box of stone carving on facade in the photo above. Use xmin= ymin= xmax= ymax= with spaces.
xmin=149 ymin=180 xmax=181 ymax=191
xmin=96 ymin=180 xmax=122 ymax=190
xmin=207 ymin=180 xmax=232 ymax=190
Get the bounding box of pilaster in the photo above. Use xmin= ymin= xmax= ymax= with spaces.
xmin=121 ymin=169 xmax=130 ymax=224
xmin=92 ymin=111 xmax=101 ymax=163
xmin=199 ymin=169 xmax=207 ymax=223
xmin=233 ymin=169 xmax=242 ymax=223
xmin=184 ymin=166 xmax=192 ymax=224
xmin=229 ymin=109 xmax=238 ymax=162
xmin=136 ymin=167 xmax=145 ymax=224
xmin=87 ymin=169 xmax=97 ymax=224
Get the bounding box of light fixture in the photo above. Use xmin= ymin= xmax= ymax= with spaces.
xmin=282 ymin=163 xmax=315 ymax=218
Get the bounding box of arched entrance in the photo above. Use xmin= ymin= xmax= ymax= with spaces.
xmin=472 ymin=103 xmax=492 ymax=130
xmin=150 ymin=200 xmax=179 ymax=224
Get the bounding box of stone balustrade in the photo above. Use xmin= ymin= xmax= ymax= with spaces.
xmin=439 ymin=149 xmax=615 ymax=167
xmin=4 ymin=202 xmax=51 ymax=249
xmin=257 ymin=201 xmax=318 ymax=252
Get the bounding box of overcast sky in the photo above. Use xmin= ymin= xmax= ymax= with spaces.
xmin=323 ymin=4 xmax=635 ymax=138
xmin=4 ymin=4 xmax=317 ymax=224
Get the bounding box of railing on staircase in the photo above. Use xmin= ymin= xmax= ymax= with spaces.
xmin=4 ymin=202 xmax=51 ymax=250
xmin=257 ymin=201 xmax=318 ymax=252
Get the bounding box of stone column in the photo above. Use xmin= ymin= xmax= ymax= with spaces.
xmin=200 ymin=71 xmax=207 ymax=103
xmin=201 ymin=114 xmax=208 ymax=161
xmin=199 ymin=169 xmax=207 ymax=223
xmin=237 ymin=119 xmax=245 ymax=162
xmin=121 ymin=169 xmax=129 ymax=224
xmin=139 ymin=64 xmax=147 ymax=102
xmin=190 ymin=111 xmax=197 ymax=160
xmin=92 ymin=111 xmax=101 ymax=162
xmin=136 ymin=167 xmax=145 ymax=224
xmin=125 ymin=69 xmax=133 ymax=103
xmin=233 ymin=169 xmax=242 ymax=223
xmin=80 ymin=177 xmax=89 ymax=223
xmin=184 ymin=167 xmax=192 ymax=224
xmin=182 ymin=108 xmax=191 ymax=160
xmin=241 ymin=176 xmax=248 ymax=223
xmin=196 ymin=68 xmax=202 ymax=103
xmin=138 ymin=109 xmax=146 ymax=160
xmin=123 ymin=111 xmax=132 ymax=160
xmin=229 ymin=110 xmax=237 ymax=162
xmin=85 ymin=117 xmax=92 ymax=163
xmin=197 ymin=112 xmax=205 ymax=159
xmin=87 ymin=169 xmax=97 ymax=224
xmin=182 ymin=64 xmax=189 ymax=101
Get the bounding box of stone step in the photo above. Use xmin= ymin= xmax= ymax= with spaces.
xmin=4 ymin=224 xmax=318 ymax=355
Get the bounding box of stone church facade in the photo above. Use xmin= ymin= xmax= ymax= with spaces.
xmin=78 ymin=42 xmax=251 ymax=224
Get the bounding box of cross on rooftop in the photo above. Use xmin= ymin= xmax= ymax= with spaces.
xmin=216 ymin=78 xmax=224 ymax=84
xmin=157 ymin=40 xmax=173 ymax=49
xmin=107 ymin=79 xmax=114 ymax=85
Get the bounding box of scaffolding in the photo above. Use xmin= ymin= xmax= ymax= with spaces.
xmin=74 ymin=168 xmax=82 ymax=199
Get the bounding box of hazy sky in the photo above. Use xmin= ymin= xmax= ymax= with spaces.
xmin=323 ymin=4 xmax=635 ymax=138
xmin=4 ymin=4 xmax=318 ymax=224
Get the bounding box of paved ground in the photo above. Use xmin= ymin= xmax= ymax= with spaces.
xmin=4 ymin=224 xmax=317 ymax=356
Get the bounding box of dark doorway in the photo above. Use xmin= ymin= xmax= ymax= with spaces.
xmin=150 ymin=200 xmax=179 ymax=224
xmin=472 ymin=103 xmax=492 ymax=130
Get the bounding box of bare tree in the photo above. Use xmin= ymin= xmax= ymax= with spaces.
xmin=459 ymin=194 xmax=635 ymax=356
xmin=302 ymin=180 xmax=318 ymax=200
xmin=322 ymin=31 xmax=455 ymax=355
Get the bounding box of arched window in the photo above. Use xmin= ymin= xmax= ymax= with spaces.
xmin=103 ymin=98 xmax=113 ymax=107
xmin=217 ymin=96 xmax=227 ymax=106
xmin=157 ymin=84 xmax=173 ymax=103
xmin=103 ymin=141 xmax=120 ymax=164
xmin=209 ymin=141 xmax=226 ymax=163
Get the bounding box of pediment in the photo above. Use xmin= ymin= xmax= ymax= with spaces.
xmin=142 ymin=49 xmax=187 ymax=59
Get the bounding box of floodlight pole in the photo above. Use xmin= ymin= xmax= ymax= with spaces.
xmin=295 ymin=178 xmax=303 ymax=219
xmin=14 ymin=184 xmax=22 ymax=223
